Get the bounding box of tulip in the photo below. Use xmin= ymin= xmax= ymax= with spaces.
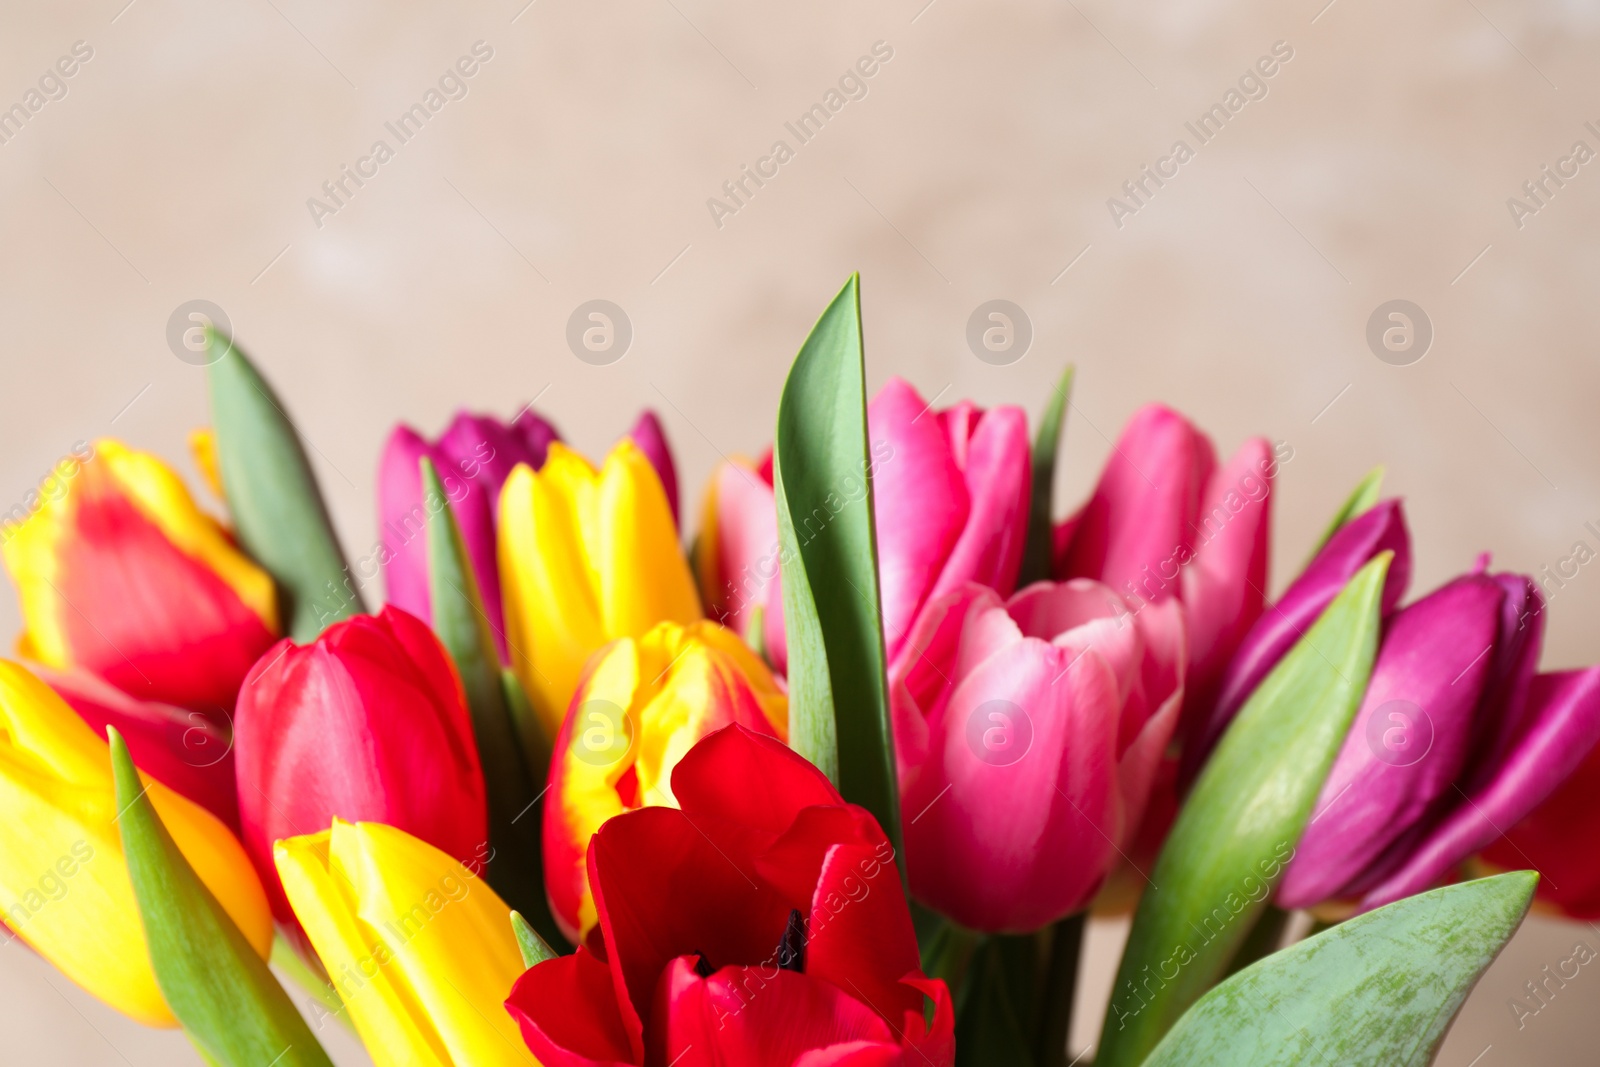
xmin=892 ymin=578 xmax=1186 ymax=931
xmin=1 ymin=439 xmax=278 ymax=713
xmin=275 ymin=820 xmax=527 ymax=1066
xmin=1184 ymin=498 xmax=1413 ymax=777
xmin=1279 ymin=569 xmax=1600 ymax=911
xmin=1052 ymin=404 xmax=1278 ymax=730
xmin=750 ymin=378 xmax=1031 ymax=678
xmin=1478 ymin=696 xmax=1600 ymax=919
xmin=378 ymin=407 xmax=561 ymax=657
xmin=37 ymin=666 xmax=239 ymax=829
xmin=234 ymin=606 xmax=488 ymax=925
xmin=499 ymin=438 xmax=700 ymax=741
xmin=507 ymin=725 xmax=954 ymax=1066
xmin=693 ymin=452 xmax=777 ymax=644
xmin=544 ymin=620 xmax=787 ymax=942
xmin=0 ymin=660 xmax=271 ymax=1026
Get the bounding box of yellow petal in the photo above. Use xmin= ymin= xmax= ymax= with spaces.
xmin=499 ymin=440 xmax=701 ymax=742
xmin=276 ymin=821 xmax=528 ymax=1067
xmin=188 ymin=427 xmax=225 ymax=501
xmin=0 ymin=661 xmax=272 ymax=1027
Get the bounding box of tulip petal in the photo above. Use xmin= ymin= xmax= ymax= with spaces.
xmin=866 ymin=378 xmax=969 ymax=659
xmin=589 ymin=806 xmax=793 ymax=1056
xmin=1279 ymin=575 xmax=1504 ymax=909
xmin=655 ymin=956 xmax=897 ymax=1067
xmin=627 ymin=409 xmax=680 ymax=528
xmin=919 ymin=405 xmax=1031 ymax=635
xmin=1359 ymin=667 xmax=1600 ymax=910
xmin=1055 ymin=404 xmax=1216 ymax=599
xmin=1190 ymin=500 xmax=1412 ymax=777
xmin=697 ymin=459 xmax=779 ymax=638
xmin=671 ymin=725 xmax=845 ymax=857
xmin=1179 ymin=438 xmax=1273 ymax=726
xmin=903 ymin=635 xmax=1122 ymax=931
xmin=506 ymin=946 xmax=635 ymax=1067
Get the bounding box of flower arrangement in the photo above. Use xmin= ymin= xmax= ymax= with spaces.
xmin=1 ymin=276 xmax=1595 ymax=1066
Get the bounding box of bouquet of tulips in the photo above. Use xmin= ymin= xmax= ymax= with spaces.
xmin=4 ymin=277 xmax=1599 ymax=1067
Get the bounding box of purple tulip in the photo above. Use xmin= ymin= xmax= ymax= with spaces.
xmin=378 ymin=407 xmax=680 ymax=661
xmin=1277 ymin=566 xmax=1600 ymax=911
xmin=378 ymin=407 xmax=561 ymax=658
xmin=1182 ymin=500 xmax=1413 ymax=780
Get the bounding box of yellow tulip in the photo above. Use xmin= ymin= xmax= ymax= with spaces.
xmin=544 ymin=619 xmax=786 ymax=941
xmin=0 ymin=660 xmax=272 ymax=1027
xmin=275 ymin=820 xmax=529 ymax=1067
xmin=498 ymin=438 xmax=701 ymax=740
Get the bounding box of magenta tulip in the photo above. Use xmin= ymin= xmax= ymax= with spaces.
xmin=378 ymin=407 xmax=560 ymax=656
xmin=1184 ymin=499 xmax=1413 ymax=778
xmin=762 ymin=378 xmax=1031 ymax=676
xmin=1278 ymin=567 xmax=1600 ymax=911
xmin=892 ymin=579 xmax=1186 ymax=931
xmin=1053 ymin=404 xmax=1279 ymax=732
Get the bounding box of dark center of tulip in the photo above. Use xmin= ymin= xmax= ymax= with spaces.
xmin=776 ymin=908 xmax=807 ymax=973
xmin=693 ymin=951 xmax=716 ymax=979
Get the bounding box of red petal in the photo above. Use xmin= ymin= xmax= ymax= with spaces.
xmin=804 ymin=842 xmax=924 ymax=1028
xmin=656 ymin=956 xmax=898 ymax=1066
xmin=505 ymin=947 xmax=636 ymax=1066
xmin=589 ymin=805 xmax=792 ymax=1059
xmin=670 ymin=725 xmax=843 ymax=861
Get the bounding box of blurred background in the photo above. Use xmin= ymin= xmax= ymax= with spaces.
xmin=3 ymin=0 xmax=1598 ymax=1061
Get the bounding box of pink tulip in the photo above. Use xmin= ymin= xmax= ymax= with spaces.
xmin=693 ymin=452 xmax=777 ymax=643
xmin=1054 ymin=404 xmax=1278 ymax=732
xmin=752 ymin=378 xmax=1030 ymax=676
xmin=892 ymin=579 xmax=1186 ymax=931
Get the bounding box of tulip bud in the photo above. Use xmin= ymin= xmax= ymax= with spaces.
xmin=1 ymin=439 xmax=278 ymax=712
xmin=0 ymin=660 xmax=271 ymax=1026
xmin=378 ymin=408 xmax=561 ymax=657
xmin=234 ymin=606 xmax=489 ymax=925
xmin=276 ymin=820 xmax=528 ymax=1066
xmin=499 ymin=439 xmax=701 ymax=741
xmin=544 ymin=620 xmax=786 ymax=942
xmin=894 ymin=579 xmax=1186 ymax=931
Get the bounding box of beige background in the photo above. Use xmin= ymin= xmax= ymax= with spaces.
xmin=3 ymin=0 xmax=1599 ymax=1061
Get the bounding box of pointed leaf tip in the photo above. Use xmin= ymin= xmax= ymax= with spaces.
xmin=511 ymin=911 xmax=558 ymax=968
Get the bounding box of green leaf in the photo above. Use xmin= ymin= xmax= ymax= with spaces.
xmin=108 ymin=729 xmax=334 ymax=1067
xmin=501 ymin=667 xmax=550 ymax=785
xmin=1143 ymin=872 xmax=1537 ymax=1066
xmin=205 ymin=329 xmax=358 ymax=640
xmin=1095 ymin=552 xmax=1392 ymax=1067
xmin=421 ymin=458 xmax=564 ymax=950
xmin=956 ymin=937 xmax=1039 ymax=1067
xmin=1309 ymin=465 xmax=1385 ymax=559
xmin=1019 ymin=365 xmax=1074 ymax=586
xmin=771 ymin=275 xmax=901 ymax=870
xmin=511 ymin=911 xmax=558 ymax=968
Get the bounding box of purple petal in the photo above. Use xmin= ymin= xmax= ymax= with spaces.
xmin=377 ymin=424 xmax=438 ymax=625
xmin=1460 ymin=573 xmax=1545 ymax=791
xmin=1357 ymin=666 xmax=1600 ymax=910
xmin=1185 ymin=500 xmax=1412 ymax=779
xmin=511 ymin=406 xmax=563 ymax=468
xmin=626 ymin=409 xmax=679 ymax=528
xmin=1277 ymin=573 xmax=1504 ymax=909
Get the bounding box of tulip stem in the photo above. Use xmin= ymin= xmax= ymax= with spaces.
xmin=1034 ymin=912 xmax=1086 ymax=1067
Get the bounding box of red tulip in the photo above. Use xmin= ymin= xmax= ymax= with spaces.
xmin=507 ymin=725 xmax=954 ymax=1067
xmin=892 ymin=580 xmax=1186 ymax=931
xmin=234 ymin=606 xmax=488 ymax=923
